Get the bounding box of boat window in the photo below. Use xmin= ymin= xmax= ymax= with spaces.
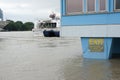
xmin=45 ymin=23 xmax=56 ymax=28
xmin=87 ymin=0 xmax=96 ymax=13
xmin=99 ymin=0 xmax=106 ymax=12
xmin=114 ymin=0 xmax=120 ymax=11
xmin=66 ymin=0 xmax=83 ymax=15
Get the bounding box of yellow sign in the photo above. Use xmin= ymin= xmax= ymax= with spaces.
xmin=89 ymin=38 xmax=104 ymax=52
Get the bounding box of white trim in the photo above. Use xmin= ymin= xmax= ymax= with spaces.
xmin=61 ymin=25 xmax=120 ymax=37
xmin=66 ymin=0 xmax=84 ymax=15
xmin=82 ymin=0 xmax=84 ymax=13
xmin=98 ymin=0 xmax=107 ymax=12
xmin=86 ymin=0 xmax=96 ymax=13
xmin=114 ymin=0 xmax=120 ymax=11
xmin=66 ymin=12 xmax=84 ymax=15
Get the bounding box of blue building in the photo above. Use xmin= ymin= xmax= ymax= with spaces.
xmin=0 ymin=8 xmax=3 ymax=21
xmin=61 ymin=0 xmax=120 ymax=59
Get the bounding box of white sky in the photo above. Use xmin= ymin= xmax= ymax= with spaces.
xmin=0 ymin=0 xmax=60 ymax=22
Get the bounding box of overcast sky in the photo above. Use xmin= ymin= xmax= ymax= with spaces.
xmin=0 ymin=0 xmax=60 ymax=22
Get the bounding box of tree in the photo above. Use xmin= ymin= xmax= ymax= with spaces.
xmin=4 ymin=20 xmax=34 ymax=31
xmin=14 ymin=21 xmax=23 ymax=31
xmin=23 ymin=22 xmax=34 ymax=31
xmin=4 ymin=20 xmax=15 ymax=31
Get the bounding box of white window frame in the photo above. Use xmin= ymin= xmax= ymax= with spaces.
xmin=99 ymin=0 xmax=107 ymax=12
xmin=114 ymin=0 xmax=120 ymax=11
xmin=66 ymin=0 xmax=84 ymax=15
xmin=86 ymin=0 xmax=96 ymax=13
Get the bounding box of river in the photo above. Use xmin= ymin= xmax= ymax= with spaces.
xmin=0 ymin=31 xmax=120 ymax=80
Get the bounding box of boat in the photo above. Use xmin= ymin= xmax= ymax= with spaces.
xmin=32 ymin=20 xmax=60 ymax=37
xmin=32 ymin=13 xmax=60 ymax=37
xmin=43 ymin=29 xmax=60 ymax=37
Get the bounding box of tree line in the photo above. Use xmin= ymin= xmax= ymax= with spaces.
xmin=3 ymin=20 xmax=34 ymax=31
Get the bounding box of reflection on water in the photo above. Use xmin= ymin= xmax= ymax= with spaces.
xmin=109 ymin=59 xmax=120 ymax=80
xmin=60 ymin=58 xmax=120 ymax=80
xmin=60 ymin=58 xmax=110 ymax=80
xmin=0 ymin=31 xmax=120 ymax=80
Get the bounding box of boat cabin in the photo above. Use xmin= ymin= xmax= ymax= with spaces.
xmin=61 ymin=0 xmax=120 ymax=59
xmin=39 ymin=22 xmax=57 ymax=28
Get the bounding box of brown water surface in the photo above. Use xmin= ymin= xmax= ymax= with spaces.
xmin=0 ymin=31 xmax=120 ymax=80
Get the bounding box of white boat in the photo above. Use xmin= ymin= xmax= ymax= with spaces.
xmin=32 ymin=19 xmax=60 ymax=37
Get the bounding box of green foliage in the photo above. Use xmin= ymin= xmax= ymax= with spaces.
xmin=23 ymin=22 xmax=34 ymax=31
xmin=4 ymin=20 xmax=34 ymax=31
xmin=15 ymin=21 xmax=23 ymax=31
xmin=4 ymin=20 xmax=15 ymax=31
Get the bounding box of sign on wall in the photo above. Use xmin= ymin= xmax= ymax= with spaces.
xmin=89 ymin=38 xmax=104 ymax=52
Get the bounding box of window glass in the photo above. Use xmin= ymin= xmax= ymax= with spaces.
xmin=99 ymin=0 xmax=106 ymax=11
xmin=115 ymin=0 xmax=120 ymax=9
xmin=66 ymin=0 xmax=83 ymax=14
xmin=87 ymin=0 xmax=95 ymax=12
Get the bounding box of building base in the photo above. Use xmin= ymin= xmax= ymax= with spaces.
xmin=81 ymin=37 xmax=112 ymax=59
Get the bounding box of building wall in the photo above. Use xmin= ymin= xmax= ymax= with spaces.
xmin=81 ymin=37 xmax=112 ymax=59
xmin=61 ymin=0 xmax=120 ymax=37
xmin=61 ymin=13 xmax=120 ymax=26
xmin=61 ymin=25 xmax=120 ymax=37
xmin=0 ymin=9 xmax=3 ymax=21
xmin=61 ymin=0 xmax=120 ymax=26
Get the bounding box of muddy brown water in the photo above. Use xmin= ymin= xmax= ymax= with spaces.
xmin=0 ymin=31 xmax=120 ymax=80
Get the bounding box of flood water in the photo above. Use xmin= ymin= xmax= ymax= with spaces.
xmin=0 ymin=31 xmax=120 ymax=80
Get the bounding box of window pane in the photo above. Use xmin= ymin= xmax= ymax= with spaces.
xmin=66 ymin=0 xmax=83 ymax=14
xmin=100 ymin=0 xmax=106 ymax=11
xmin=87 ymin=0 xmax=95 ymax=12
xmin=116 ymin=0 xmax=120 ymax=9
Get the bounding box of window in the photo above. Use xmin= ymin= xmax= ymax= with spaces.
xmin=114 ymin=0 xmax=120 ymax=11
xmin=66 ymin=0 xmax=83 ymax=15
xmin=87 ymin=0 xmax=95 ymax=12
xmin=65 ymin=0 xmax=108 ymax=15
xmin=99 ymin=0 xmax=106 ymax=11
